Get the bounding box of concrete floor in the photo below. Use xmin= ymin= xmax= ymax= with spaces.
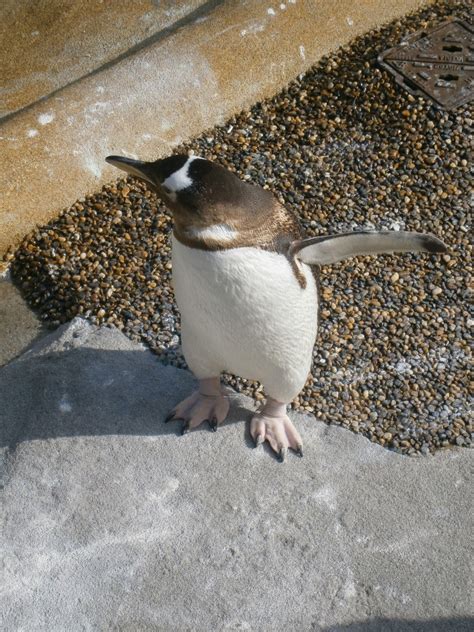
xmin=1 ymin=319 xmax=472 ymax=631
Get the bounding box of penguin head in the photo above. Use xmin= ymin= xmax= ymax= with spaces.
xmin=105 ymin=154 xmax=200 ymax=201
xmin=106 ymin=153 xmax=275 ymax=241
xmin=105 ymin=154 xmax=230 ymax=205
xmin=106 ymin=154 xmax=234 ymax=224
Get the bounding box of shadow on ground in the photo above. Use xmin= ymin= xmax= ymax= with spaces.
xmin=0 ymin=344 xmax=256 ymax=451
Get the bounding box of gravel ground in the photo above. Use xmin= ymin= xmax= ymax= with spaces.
xmin=10 ymin=0 xmax=472 ymax=455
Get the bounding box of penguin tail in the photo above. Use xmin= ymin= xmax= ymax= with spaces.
xmin=290 ymin=231 xmax=447 ymax=266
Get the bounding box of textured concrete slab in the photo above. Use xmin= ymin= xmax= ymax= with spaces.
xmin=0 ymin=0 xmax=208 ymax=118
xmin=1 ymin=319 xmax=472 ymax=631
xmin=0 ymin=273 xmax=46 ymax=366
xmin=0 ymin=0 xmax=432 ymax=268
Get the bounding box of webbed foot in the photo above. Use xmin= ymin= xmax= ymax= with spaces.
xmin=250 ymin=398 xmax=303 ymax=461
xmin=165 ymin=378 xmax=230 ymax=434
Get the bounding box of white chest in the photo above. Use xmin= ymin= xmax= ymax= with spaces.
xmin=171 ymin=236 xmax=319 ymax=400
xmin=172 ymin=236 xmax=315 ymax=323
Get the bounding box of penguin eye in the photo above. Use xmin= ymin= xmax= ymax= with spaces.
xmin=162 ymin=185 xmax=172 ymax=195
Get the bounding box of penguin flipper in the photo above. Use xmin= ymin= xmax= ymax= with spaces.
xmin=290 ymin=231 xmax=447 ymax=265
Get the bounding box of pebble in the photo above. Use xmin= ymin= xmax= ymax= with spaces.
xmin=8 ymin=0 xmax=472 ymax=457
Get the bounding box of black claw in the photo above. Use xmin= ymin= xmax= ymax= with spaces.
xmin=209 ymin=417 xmax=218 ymax=432
xmin=164 ymin=410 xmax=176 ymax=423
xmin=181 ymin=422 xmax=190 ymax=436
xmin=296 ymin=446 xmax=303 ymax=458
xmin=279 ymin=447 xmax=288 ymax=463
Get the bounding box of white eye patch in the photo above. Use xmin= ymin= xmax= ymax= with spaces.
xmin=162 ymin=156 xmax=198 ymax=192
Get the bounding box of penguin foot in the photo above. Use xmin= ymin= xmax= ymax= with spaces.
xmin=164 ymin=377 xmax=230 ymax=433
xmin=250 ymin=398 xmax=303 ymax=462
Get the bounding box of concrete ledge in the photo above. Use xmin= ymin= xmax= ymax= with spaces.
xmin=0 ymin=0 xmax=209 ymax=118
xmin=1 ymin=0 xmax=431 ymax=267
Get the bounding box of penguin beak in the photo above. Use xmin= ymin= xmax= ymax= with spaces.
xmin=105 ymin=155 xmax=156 ymax=185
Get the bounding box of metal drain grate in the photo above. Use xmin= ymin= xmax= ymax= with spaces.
xmin=378 ymin=18 xmax=473 ymax=110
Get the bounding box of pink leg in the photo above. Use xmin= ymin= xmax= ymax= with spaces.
xmin=250 ymin=398 xmax=303 ymax=461
xmin=165 ymin=377 xmax=230 ymax=434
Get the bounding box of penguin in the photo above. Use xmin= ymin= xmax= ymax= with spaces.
xmin=105 ymin=153 xmax=447 ymax=461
